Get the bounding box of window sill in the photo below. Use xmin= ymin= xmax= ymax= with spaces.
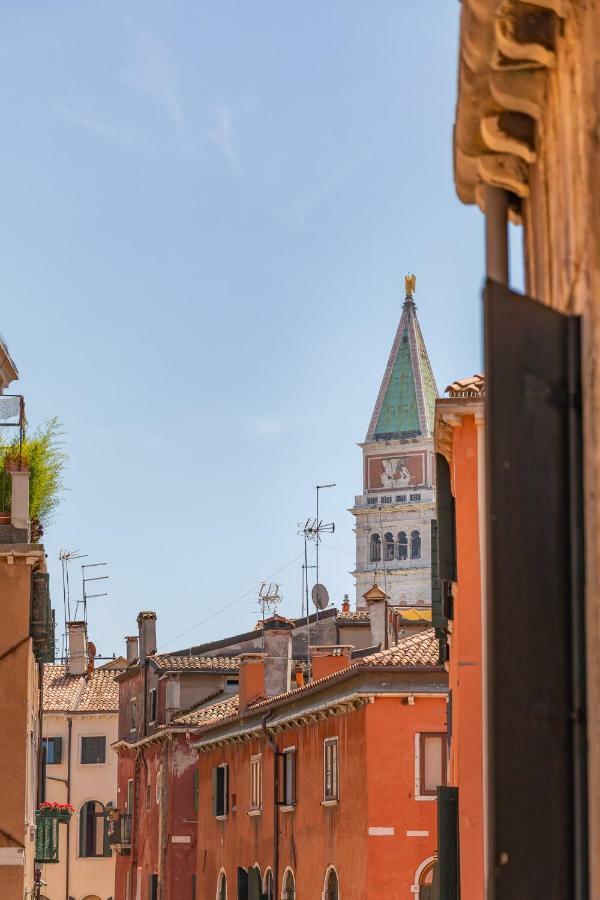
xmin=279 ymin=804 xmax=295 ymax=813
xmin=247 ymin=809 xmax=262 ymax=817
xmin=415 ymin=794 xmax=436 ymax=802
xmin=215 ymin=814 xmax=228 ymax=821
xmin=321 ymin=799 xmax=338 ymax=807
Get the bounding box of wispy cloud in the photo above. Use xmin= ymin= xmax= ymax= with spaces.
xmin=56 ymin=105 xmax=119 ymax=141
xmin=124 ymin=33 xmax=185 ymax=133
xmin=209 ymin=104 xmax=238 ymax=171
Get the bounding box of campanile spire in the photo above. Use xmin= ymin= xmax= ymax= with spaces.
xmin=351 ymin=275 xmax=438 ymax=610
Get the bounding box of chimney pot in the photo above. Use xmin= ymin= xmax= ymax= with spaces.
xmin=9 ymin=466 xmax=30 ymax=536
xmin=238 ymin=653 xmax=266 ymax=711
xmin=310 ymin=645 xmax=353 ymax=681
xmin=137 ymin=611 xmax=157 ymax=661
xmin=66 ymin=621 xmax=88 ymax=676
xmin=263 ymin=615 xmax=294 ymax=697
xmin=341 ymin=593 xmax=350 ymax=614
xmin=126 ymin=636 xmax=139 ymax=666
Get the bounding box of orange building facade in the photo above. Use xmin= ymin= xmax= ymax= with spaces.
xmin=434 ymin=376 xmax=486 ymax=896
xmin=192 ymin=619 xmax=448 ymax=900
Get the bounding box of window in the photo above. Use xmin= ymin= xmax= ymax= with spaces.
xmin=397 ymin=531 xmax=408 ymax=561
xmin=212 ymin=764 xmax=229 ymax=817
xmin=381 ymin=495 xmax=392 ymax=504
xmin=384 ymin=531 xmax=394 ymax=562
xmin=411 ymin=529 xmax=422 ymax=559
xmin=281 ymin=869 xmax=295 ymax=900
xmin=263 ymin=869 xmax=274 ymax=900
xmin=396 ymin=494 xmax=407 ymax=503
xmin=410 ymin=492 xmax=422 ymax=501
xmin=250 ymin=755 xmax=262 ymax=811
xmin=323 ymin=738 xmax=338 ymax=802
xmin=42 ymin=737 xmax=62 ymax=765
xmin=419 ymin=733 xmax=447 ymax=796
xmin=130 ymin=698 xmax=137 ymax=732
xmin=369 ymin=533 xmax=381 ymax=563
xmin=149 ymin=688 xmax=157 ymax=724
xmin=217 ymin=871 xmax=227 ymax=900
xmin=79 ymin=800 xmax=109 ymax=858
xmin=149 ymin=874 xmax=158 ymax=900
xmin=323 ymin=868 xmax=339 ymax=900
xmin=367 ymin=496 xmax=377 ymax=506
xmin=146 ymin=781 xmax=152 ymax=810
xmin=81 ymin=736 xmax=106 ymax=765
xmin=282 ymin=748 xmax=296 ymax=807
xmin=127 ymin=778 xmax=134 ymax=814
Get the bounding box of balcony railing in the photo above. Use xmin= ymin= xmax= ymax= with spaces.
xmin=107 ymin=811 xmax=132 ymax=853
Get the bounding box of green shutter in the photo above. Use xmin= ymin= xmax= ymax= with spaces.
xmin=54 ymin=736 xmax=63 ymax=764
xmin=223 ymin=765 xmax=229 ymax=815
xmin=212 ymin=768 xmax=218 ymax=817
xmin=437 ymin=786 xmax=460 ymax=899
xmin=193 ymin=769 xmax=199 ymax=814
xmin=79 ymin=802 xmax=88 ymax=857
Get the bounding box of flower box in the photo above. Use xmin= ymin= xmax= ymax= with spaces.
xmin=37 ymin=801 xmax=74 ymax=823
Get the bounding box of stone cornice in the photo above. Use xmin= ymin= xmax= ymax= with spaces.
xmin=454 ymin=0 xmax=566 ymax=219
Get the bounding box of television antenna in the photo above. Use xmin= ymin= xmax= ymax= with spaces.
xmin=59 ymin=549 xmax=88 ymax=660
xmin=257 ymin=582 xmax=281 ymax=644
xmin=74 ymin=562 xmax=109 ymax=624
xmin=302 ymin=482 xmax=335 ymax=645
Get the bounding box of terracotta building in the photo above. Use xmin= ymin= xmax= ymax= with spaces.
xmin=191 ymin=615 xmax=447 ymax=900
xmin=453 ymin=2 xmax=600 ymax=894
xmin=40 ymin=621 xmax=124 ymax=900
xmin=0 ymin=338 xmax=54 ymax=899
xmin=433 ymin=375 xmax=486 ymax=897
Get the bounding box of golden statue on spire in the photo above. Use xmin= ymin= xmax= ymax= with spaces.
xmin=405 ymin=273 xmax=416 ymax=297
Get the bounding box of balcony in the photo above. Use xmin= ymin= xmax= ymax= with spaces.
xmin=107 ymin=810 xmax=132 ymax=855
xmin=35 ymin=815 xmax=59 ymax=864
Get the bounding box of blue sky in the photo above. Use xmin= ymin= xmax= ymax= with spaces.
xmin=0 ymin=3 xmax=521 ymax=657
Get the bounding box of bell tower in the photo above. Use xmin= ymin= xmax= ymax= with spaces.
xmin=351 ymin=275 xmax=438 ymax=608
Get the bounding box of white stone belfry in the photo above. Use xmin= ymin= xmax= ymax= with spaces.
xmin=351 ymin=275 xmax=438 ymax=608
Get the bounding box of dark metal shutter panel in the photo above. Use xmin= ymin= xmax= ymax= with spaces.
xmin=237 ymin=866 xmax=249 ymax=900
xmin=485 ymin=279 xmax=586 ymax=898
xmin=436 ymin=453 xmax=457 ymax=582
xmin=211 ymin=768 xmax=218 ymax=817
xmin=54 ymin=736 xmax=62 ymax=764
xmin=437 ymin=785 xmax=460 ymax=900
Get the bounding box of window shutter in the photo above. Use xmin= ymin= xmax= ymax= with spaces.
xmin=237 ymin=866 xmax=249 ymax=900
xmin=437 ymin=785 xmax=459 ymax=899
xmin=485 ymin=280 xmax=587 ymax=897
xmin=54 ymin=736 xmax=62 ymax=764
xmin=248 ymin=866 xmax=261 ymax=900
xmin=223 ymin=765 xmax=229 ymax=815
xmin=211 ymin=768 xmax=218 ymax=817
xmin=79 ymin=802 xmax=88 ymax=857
xmin=436 ymin=453 xmax=456 ymax=582
xmin=103 ymin=807 xmax=111 ymax=857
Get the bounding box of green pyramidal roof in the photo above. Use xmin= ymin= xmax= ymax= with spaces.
xmin=366 ymin=296 xmax=438 ymax=441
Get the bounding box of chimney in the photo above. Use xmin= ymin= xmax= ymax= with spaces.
xmin=263 ymin=615 xmax=293 ymax=698
xmin=137 ymin=611 xmax=157 ymax=661
xmin=67 ymin=621 xmax=88 ymax=676
xmin=238 ymin=653 xmax=266 ymax=711
xmin=363 ymin=583 xmax=389 ymax=649
xmin=8 ymin=464 xmax=29 ymax=534
xmin=294 ymin=665 xmax=305 ymax=689
xmin=126 ymin=636 xmax=139 ymax=666
xmin=310 ymin=645 xmax=353 ymax=681
xmin=341 ymin=594 xmax=350 ymax=614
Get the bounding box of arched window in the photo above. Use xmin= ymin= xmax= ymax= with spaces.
xmin=411 ymin=530 xmax=421 ymax=559
xmin=217 ymin=870 xmax=227 ymax=900
xmin=323 ymin=867 xmax=340 ymax=900
xmin=397 ymin=531 xmax=408 ymax=561
xmin=384 ymin=532 xmax=394 ymax=562
xmin=281 ymin=868 xmax=296 ymax=900
xmin=79 ymin=800 xmax=109 ymax=858
xmin=369 ymin=533 xmax=381 ymax=563
xmin=263 ymin=869 xmax=274 ymax=900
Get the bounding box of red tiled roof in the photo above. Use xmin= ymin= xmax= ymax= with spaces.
xmin=336 ymin=610 xmax=370 ymax=624
xmin=150 ymin=655 xmax=241 ymax=673
xmin=191 ymin=629 xmax=441 ymax=729
xmin=445 ymin=374 xmax=485 ymax=398
xmin=43 ymin=665 xmax=119 ymax=713
xmin=173 ymin=694 xmax=239 ymax=727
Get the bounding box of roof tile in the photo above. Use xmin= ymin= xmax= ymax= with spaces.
xmin=43 ymin=665 xmax=119 ymax=713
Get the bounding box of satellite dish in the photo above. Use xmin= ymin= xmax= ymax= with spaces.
xmin=312 ymin=583 xmax=330 ymax=610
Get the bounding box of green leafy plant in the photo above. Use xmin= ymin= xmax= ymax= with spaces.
xmin=0 ymin=417 xmax=67 ymax=540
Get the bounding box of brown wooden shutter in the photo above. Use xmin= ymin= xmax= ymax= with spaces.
xmin=437 ymin=785 xmax=460 ymax=899
xmin=485 ymin=279 xmax=588 ymax=898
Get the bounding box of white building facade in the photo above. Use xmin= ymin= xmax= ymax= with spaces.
xmin=351 ymin=276 xmax=438 ymax=608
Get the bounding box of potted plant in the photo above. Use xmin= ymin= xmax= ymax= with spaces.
xmin=37 ymin=801 xmax=74 ymax=823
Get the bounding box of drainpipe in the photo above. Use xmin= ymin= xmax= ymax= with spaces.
xmin=66 ymin=716 xmax=72 ymax=900
xmin=484 ymin=184 xmax=509 ymax=286
xmin=262 ymin=711 xmax=279 ymax=894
